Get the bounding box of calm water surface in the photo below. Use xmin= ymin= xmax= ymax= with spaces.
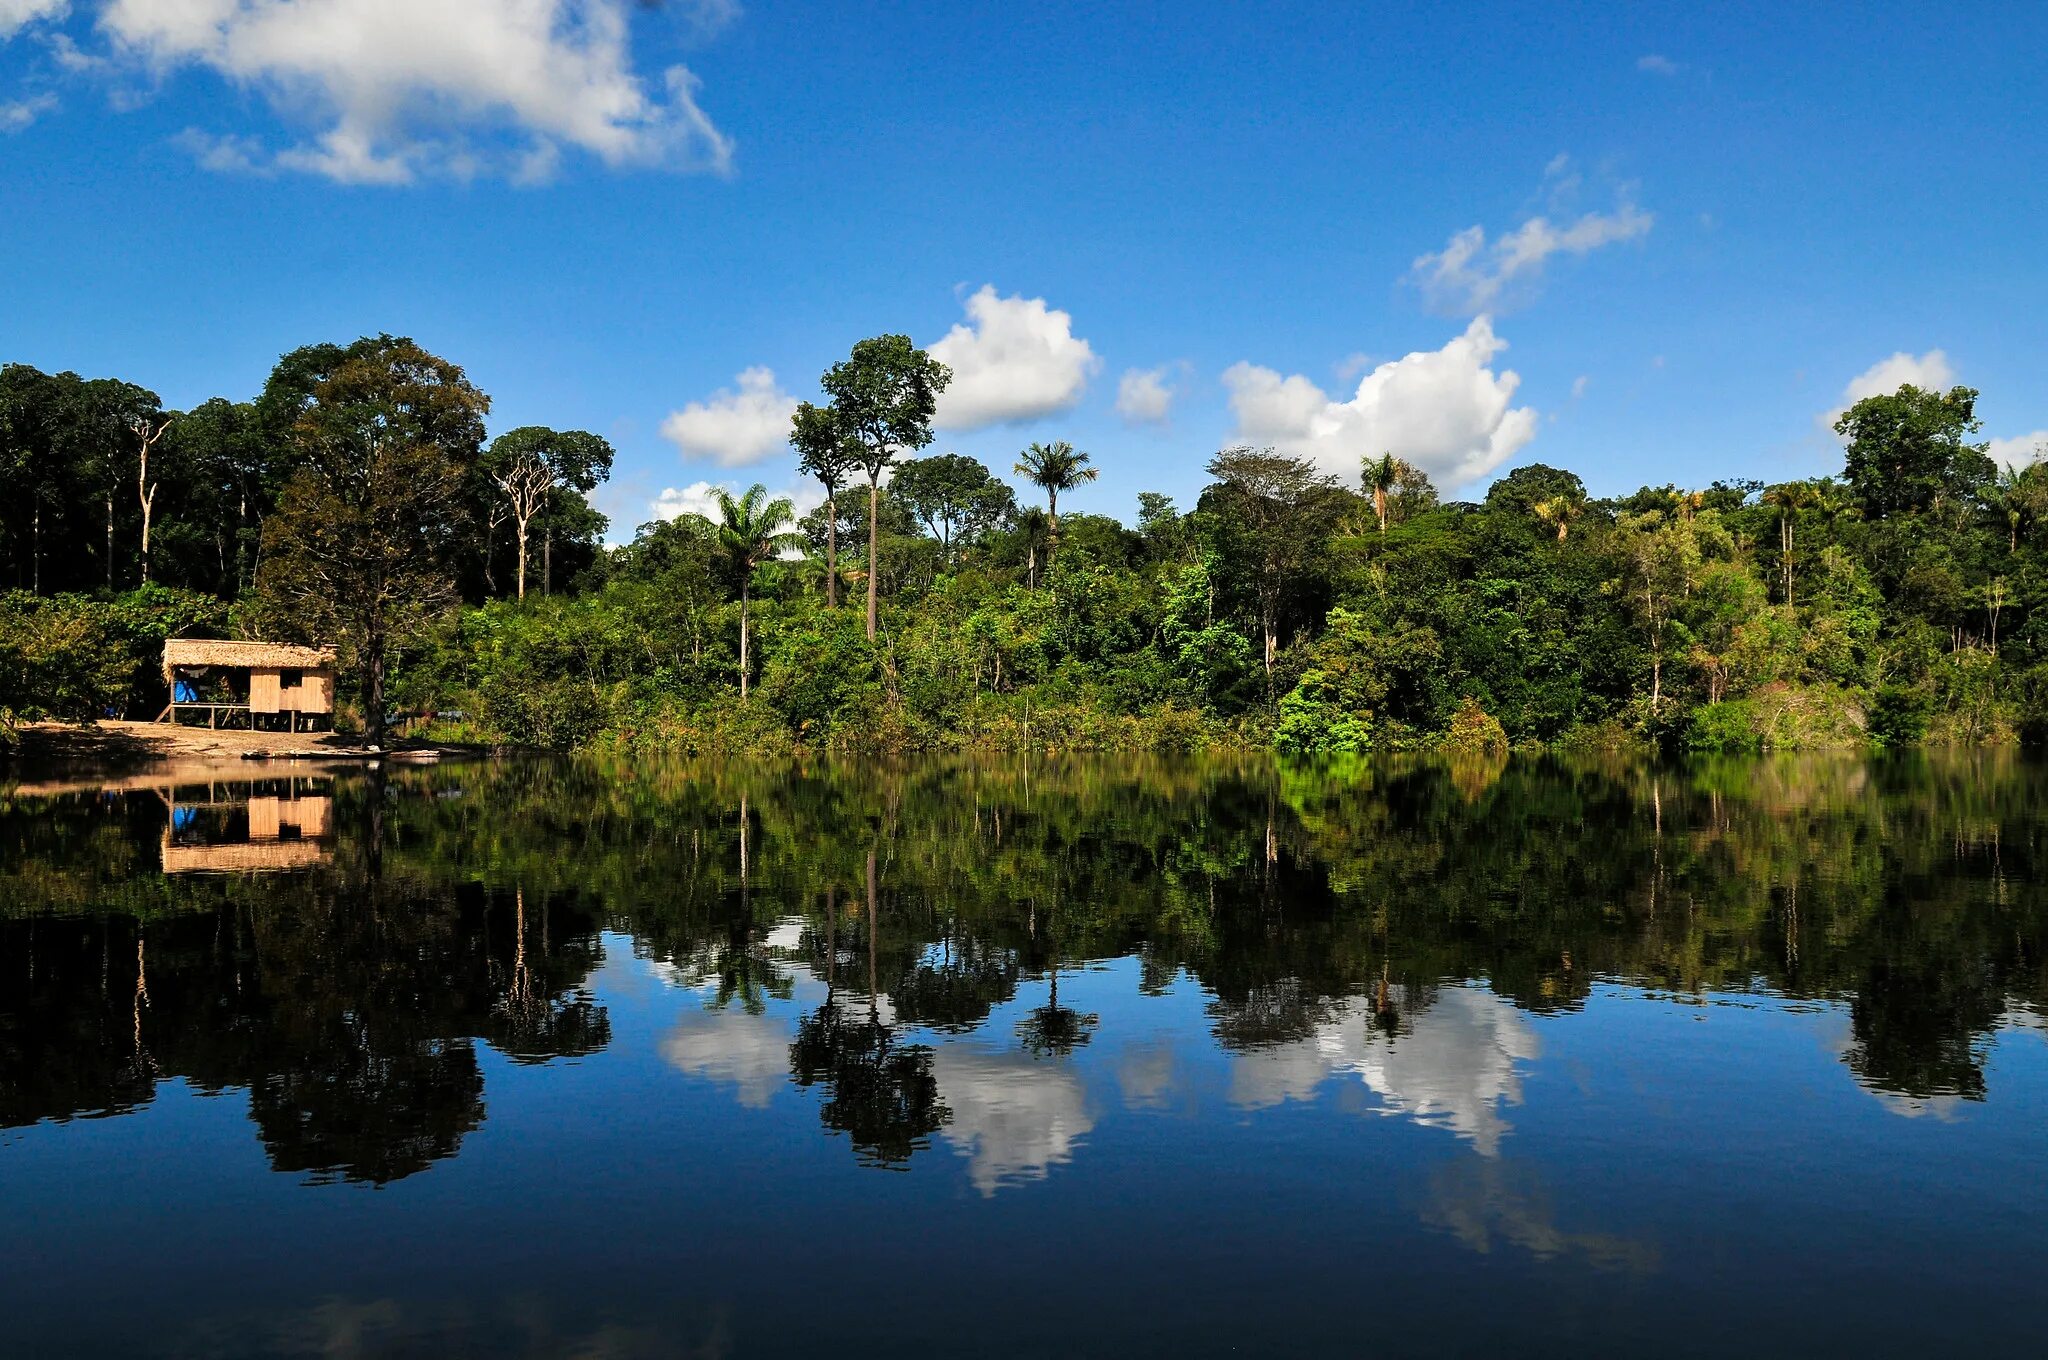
xmin=3 ymin=753 xmax=2045 ymax=1357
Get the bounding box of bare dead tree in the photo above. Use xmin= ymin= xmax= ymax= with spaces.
xmin=133 ymin=416 xmax=173 ymax=585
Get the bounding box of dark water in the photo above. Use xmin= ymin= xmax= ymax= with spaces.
xmin=3 ymin=753 xmax=2045 ymax=1357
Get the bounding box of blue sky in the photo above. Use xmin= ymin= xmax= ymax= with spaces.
xmin=4 ymin=1 xmax=2045 ymax=538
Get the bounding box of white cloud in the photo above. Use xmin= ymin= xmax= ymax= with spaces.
xmin=1821 ymin=348 xmax=1956 ymax=429
xmin=0 ymin=90 xmax=56 ymax=130
xmin=173 ymin=126 xmax=269 ymax=171
xmin=1114 ymin=365 xmax=1177 ymax=426
xmin=95 ymin=0 xmax=733 ymax=184
xmin=1989 ymin=431 xmax=2048 ymax=469
xmin=929 ymin=285 xmax=1098 ymax=431
xmin=1223 ymin=315 xmax=1540 ymax=488
xmin=1411 ymin=197 xmax=1653 ymax=315
xmin=0 ymin=0 xmax=66 ymax=39
xmin=1636 ymin=53 xmax=1680 ymax=75
xmin=660 ymin=366 xmax=799 ymax=467
xmin=1569 ymin=374 xmax=1589 ymax=400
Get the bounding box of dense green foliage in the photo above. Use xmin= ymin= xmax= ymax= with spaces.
xmin=7 ymin=334 xmax=2047 ymax=753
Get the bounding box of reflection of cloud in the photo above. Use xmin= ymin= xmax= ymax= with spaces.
xmin=1422 ymin=1157 xmax=1659 ymax=1273
xmin=1230 ymin=987 xmax=1539 ymax=1156
xmin=761 ymin=916 xmax=808 ymax=953
xmin=932 ymin=1046 xmax=1093 ymax=1196
xmin=660 ymin=1008 xmax=792 ymax=1108
xmin=1116 ymin=1042 xmax=1176 ymax=1110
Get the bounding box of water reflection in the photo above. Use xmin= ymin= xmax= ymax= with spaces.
xmin=1230 ymin=986 xmax=1539 ymax=1156
xmin=3 ymin=752 xmax=2047 ymax=1194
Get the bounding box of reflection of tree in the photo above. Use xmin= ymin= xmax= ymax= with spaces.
xmin=0 ymin=792 xmax=612 ymax=1183
xmin=12 ymin=747 xmax=2048 ymax=1153
xmin=250 ymin=1030 xmax=485 ymax=1187
xmin=788 ymin=850 xmax=949 ymax=1164
xmin=789 ymin=1002 xmax=948 ymax=1165
xmin=1017 ymin=961 xmax=1097 ymax=1058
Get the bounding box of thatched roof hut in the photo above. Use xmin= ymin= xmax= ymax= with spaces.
xmin=162 ymin=639 xmax=338 ymax=725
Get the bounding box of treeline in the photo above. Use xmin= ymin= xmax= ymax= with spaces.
xmin=4 ymin=331 xmax=2046 ymax=753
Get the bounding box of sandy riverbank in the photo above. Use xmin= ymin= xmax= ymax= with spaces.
xmin=3 ymin=720 xmax=471 ymax=789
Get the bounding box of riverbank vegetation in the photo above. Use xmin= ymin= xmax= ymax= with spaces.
xmin=6 ymin=335 xmax=2046 ymax=754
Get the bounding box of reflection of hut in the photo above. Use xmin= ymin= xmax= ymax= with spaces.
xmin=160 ymin=779 xmax=334 ymax=874
xmin=161 ymin=640 xmax=336 ymax=731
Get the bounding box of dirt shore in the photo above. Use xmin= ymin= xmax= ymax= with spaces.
xmin=3 ymin=720 xmax=467 ymax=789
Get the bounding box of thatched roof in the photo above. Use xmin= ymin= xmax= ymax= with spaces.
xmin=163 ymin=639 xmax=336 ymax=674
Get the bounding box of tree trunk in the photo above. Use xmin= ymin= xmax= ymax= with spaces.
xmin=1027 ymin=542 xmax=1038 ymax=590
xmin=1048 ymin=488 xmax=1060 ymax=559
xmin=138 ymin=468 xmax=155 ymax=586
xmin=739 ymin=580 xmax=751 ymax=699
xmin=106 ymin=488 xmax=115 ymax=590
xmin=1375 ymin=486 xmax=1387 ymax=534
xmin=31 ymin=503 xmax=40 ymax=595
xmin=866 ymin=848 xmax=879 ymax=1006
xmin=866 ymin=478 xmax=880 ymax=641
xmin=825 ymin=492 xmax=839 ymax=607
xmin=364 ymin=628 xmax=388 ymax=747
xmin=515 ymin=516 xmax=530 ymax=600
xmin=543 ymin=530 xmax=553 ymax=596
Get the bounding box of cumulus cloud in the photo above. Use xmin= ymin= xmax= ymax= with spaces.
xmin=1636 ymin=53 xmax=1680 ymax=75
xmin=1821 ymin=348 xmax=1956 ymax=429
xmin=0 ymin=0 xmax=67 ymax=39
xmin=660 ymin=366 xmax=798 ymax=467
xmin=1410 ymin=197 xmax=1653 ymax=315
xmin=0 ymin=90 xmax=56 ymax=130
xmin=929 ymin=285 xmax=1098 ymax=431
xmin=1989 ymin=432 xmax=2048 ymax=469
xmin=1223 ymin=316 xmax=1539 ymax=488
xmin=93 ymin=0 xmax=733 ymax=184
xmin=1114 ymin=364 xmax=1178 ymax=426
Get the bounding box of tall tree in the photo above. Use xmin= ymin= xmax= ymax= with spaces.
xmin=1202 ymin=446 xmax=1342 ymax=683
xmin=703 ymin=484 xmax=802 ymax=700
xmin=818 ymin=335 xmax=950 ymax=640
xmin=132 ymin=414 xmax=174 ymax=585
xmin=480 ymin=426 xmax=614 ymax=599
xmin=1013 ymin=440 xmax=1096 ymax=556
xmin=1836 ymin=384 xmax=1991 ymax=519
xmin=1761 ymin=481 xmax=1822 ymax=604
xmin=890 ymin=452 xmax=1014 ymax=563
xmin=791 ymin=401 xmax=859 ymax=608
xmin=252 ymin=336 xmax=490 ymax=746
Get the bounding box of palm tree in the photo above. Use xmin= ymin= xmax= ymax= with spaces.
xmin=1532 ymin=493 xmax=1585 ymax=541
xmin=707 ymin=484 xmax=802 ymax=700
xmin=1762 ymin=482 xmax=1822 ymax=606
xmin=1012 ymin=440 xmax=1097 ymax=557
xmin=1364 ymin=452 xmax=1397 ymax=535
xmin=1017 ymin=507 xmax=1050 ymax=590
xmin=1993 ymin=460 xmax=2048 ymax=554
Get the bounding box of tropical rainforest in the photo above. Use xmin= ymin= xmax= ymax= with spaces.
xmin=4 ymin=332 xmax=2045 ymax=755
